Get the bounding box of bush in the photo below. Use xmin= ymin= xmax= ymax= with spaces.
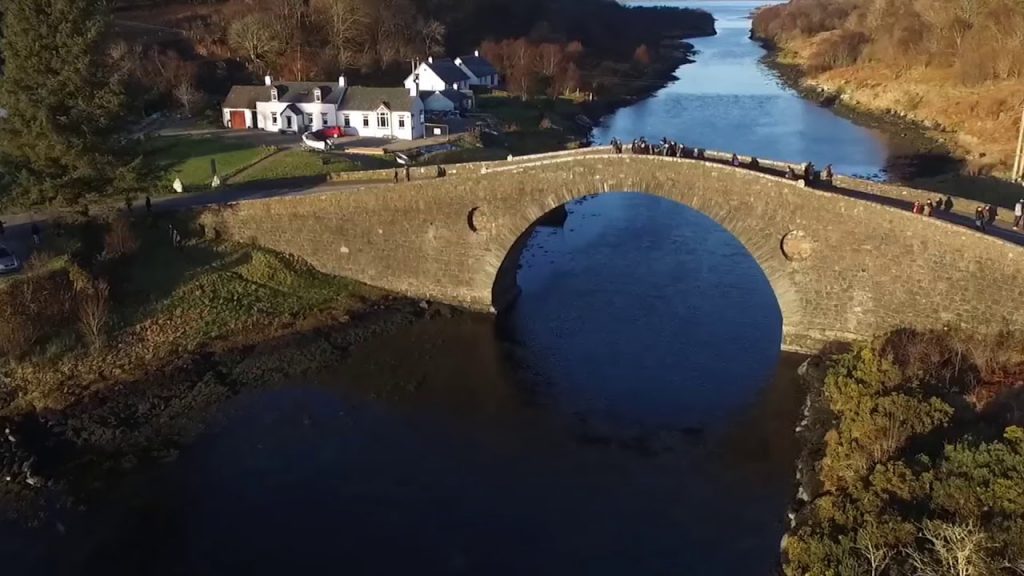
xmin=104 ymin=214 xmax=139 ymax=258
xmin=0 ymin=269 xmax=75 ymax=357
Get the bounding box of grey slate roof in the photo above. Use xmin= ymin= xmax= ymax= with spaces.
xmin=339 ymin=87 xmax=418 ymax=112
xmin=422 ymin=89 xmax=471 ymax=105
xmin=223 ymin=85 xmax=266 ymax=109
xmin=223 ymin=82 xmax=344 ymax=109
xmin=425 ymin=58 xmax=470 ymax=85
xmin=458 ymin=55 xmax=498 ymax=78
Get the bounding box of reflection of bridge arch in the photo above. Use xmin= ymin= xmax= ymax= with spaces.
xmin=201 ymin=151 xmax=1024 ymax=352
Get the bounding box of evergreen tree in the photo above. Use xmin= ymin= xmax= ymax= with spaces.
xmin=0 ymin=0 xmax=135 ymax=206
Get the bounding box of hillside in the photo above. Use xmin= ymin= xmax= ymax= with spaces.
xmin=752 ymin=0 xmax=1024 ymax=179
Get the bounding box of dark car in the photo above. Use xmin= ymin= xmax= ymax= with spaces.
xmin=0 ymin=246 xmax=21 ymax=274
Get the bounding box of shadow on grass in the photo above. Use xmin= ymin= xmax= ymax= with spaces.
xmin=113 ymin=212 xmax=238 ymax=327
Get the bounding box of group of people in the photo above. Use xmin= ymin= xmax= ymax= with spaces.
xmin=609 ymin=137 xmax=835 ymax=188
xmin=612 ymin=137 xmax=706 ymax=160
xmin=912 ymin=196 xmax=955 ymax=218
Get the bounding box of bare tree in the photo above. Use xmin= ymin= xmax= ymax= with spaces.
xmin=905 ymin=520 xmax=992 ymax=576
xmin=856 ymin=525 xmax=897 ymax=576
xmin=228 ymin=14 xmax=283 ymax=73
xmin=420 ymin=19 xmax=446 ymax=56
xmin=311 ymin=0 xmax=370 ymax=69
xmin=173 ymin=79 xmax=201 ymax=117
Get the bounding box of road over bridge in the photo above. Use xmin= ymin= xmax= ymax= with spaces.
xmin=199 ymin=148 xmax=1024 ymax=352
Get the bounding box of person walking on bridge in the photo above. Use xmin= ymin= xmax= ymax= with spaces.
xmin=404 ymin=165 xmax=411 ymax=182
xmin=0 ymin=220 xmax=5 ymax=239
xmin=1014 ymin=199 xmax=1023 ymax=229
xmin=30 ymin=222 xmax=41 ymax=245
xmin=975 ymin=206 xmax=987 ymax=232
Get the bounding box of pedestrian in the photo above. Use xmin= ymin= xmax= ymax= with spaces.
xmin=975 ymin=206 xmax=987 ymax=231
xmin=731 ymin=153 xmax=741 ymax=167
xmin=404 ymin=165 xmax=411 ymax=182
xmin=943 ymin=195 xmax=954 ymax=213
xmin=986 ymin=204 xmax=996 ymax=225
xmin=913 ymin=201 xmax=922 ymax=215
xmin=124 ymin=195 xmax=133 ymax=213
xmin=145 ymin=195 xmax=152 ymax=214
xmin=803 ymin=162 xmax=815 ymax=183
xmin=1015 ymin=199 xmax=1024 ymax=229
xmin=30 ymin=222 xmax=40 ymax=245
xmin=785 ymin=166 xmax=797 ymax=180
xmin=823 ymin=164 xmax=834 ymax=185
xmin=695 ymin=148 xmax=706 ymax=159
xmin=0 ymin=220 xmax=5 ymax=239
xmin=924 ymin=200 xmax=934 ymax=217
xmin=394 ymin=168 xmax=399 ymax=183
xmin=436 ymin=165 xmax=444 ymax=178
xmin=748 ymin=157 xmax=760 ymax=169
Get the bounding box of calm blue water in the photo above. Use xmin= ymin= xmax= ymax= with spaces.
xmin=596 ymin=0 xmax=890 ymax=179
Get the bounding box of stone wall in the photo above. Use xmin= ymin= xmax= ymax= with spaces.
xmin=199 ymin=154 xmax=1024 ymax=352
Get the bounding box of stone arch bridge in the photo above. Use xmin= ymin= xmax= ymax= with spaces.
xmin=199 ymin=148 xmax=1024 ymax=352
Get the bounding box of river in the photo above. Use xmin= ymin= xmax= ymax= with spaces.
xmin=4 ymin=2 xmax=894 ymax=575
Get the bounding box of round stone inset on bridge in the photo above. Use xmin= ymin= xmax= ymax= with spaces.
xmin=780 ymin=230 xmax=813 ymax=262
xmin=467 ymin=206 xmax=483 ymax=233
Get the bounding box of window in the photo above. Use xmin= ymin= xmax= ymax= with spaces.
xmin=377 ymin=111 xmax=389 ymax=128
xmin=270 ymin=88 xmax=278 ymax=102
xmin=270 ymin=112 xmax=278 ymax=126
xmin=398 ymin=115 xmax=406 ymax=129
xmin=305 ymin=113 xmax=313 ymax=125
xmin=314 ymin=89 xmax=322 ymax=103
xmin=362 ymin=114 xmax=370 ymax=128
xmin=321 ymin=112 xmax=329 ymax=126
xmin=343 ymin=114 xmax=351 ymax=127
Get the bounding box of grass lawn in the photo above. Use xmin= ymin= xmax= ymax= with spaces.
xmin=145 ymin=135 xmax=275 ymax=189
xmin=229 ymin=149 xmax=363 ymax=183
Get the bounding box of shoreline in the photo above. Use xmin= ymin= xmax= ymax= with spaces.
xmin=0 ymin=297 xmax=457 ymax=518
xmin=752 ymin=37 xmax=963 ymax=182
xmin=582 ymin=37 xmax=713 ymax=129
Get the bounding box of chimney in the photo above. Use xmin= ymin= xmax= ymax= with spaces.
xmin=264 ymin=75 xmax=273 ymax=86
xmin=428 ymin=56 xmax=433 ymax=64
xmin=338 ymin=75 xmax=346 ymax=88
xmin=474 ymin=49 xmax=480 ymax=57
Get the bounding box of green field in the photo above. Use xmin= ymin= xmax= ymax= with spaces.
xmin=145 ymin=136 xmax=275 ymax=189
xmin=229 ymin=149 xmax=364 ymax=183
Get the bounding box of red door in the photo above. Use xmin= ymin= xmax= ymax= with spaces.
xmin=229 ymin=110 xmax=247 ymax=130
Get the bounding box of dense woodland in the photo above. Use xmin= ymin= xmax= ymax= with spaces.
xmin=788 ymin=330 xmax=1024 ymax=575
xmin=752 ymin=0 xmax=1024 ymax=83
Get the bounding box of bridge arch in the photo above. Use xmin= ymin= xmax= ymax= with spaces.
xmin=200 ymin=153 xmax=1024 ymax=353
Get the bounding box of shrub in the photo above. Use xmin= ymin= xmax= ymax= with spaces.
xmin=104 ymin=214 xmax=139 ymax=258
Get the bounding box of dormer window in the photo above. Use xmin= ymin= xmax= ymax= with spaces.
xmin=270 ymin=87 xmax=278 ymax=102
xmin=314 ymin=89 xmax=322 ymax=103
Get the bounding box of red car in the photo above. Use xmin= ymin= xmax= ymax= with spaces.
xmin=320 ymin=126 xmax=344 ymax=138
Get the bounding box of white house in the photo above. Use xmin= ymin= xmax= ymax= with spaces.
xmin=455 ymin=51 xmax=500 ymax=88
xmin=222 ymin=76 xmax=425 ymax=140
xmin=336 ymin=86 xmax=424 ymax=140
xmin=404 ymin=57 xmax=471 ymax=92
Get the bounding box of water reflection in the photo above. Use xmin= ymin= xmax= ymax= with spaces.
xmin=599 ymin=0 xmax=890 ymax=178
xmin=38 ymin=193 xmax=801 ymax=576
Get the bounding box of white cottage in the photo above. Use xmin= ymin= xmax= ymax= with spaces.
xmin=455 ymin=51 xmax=500 ymax=88
xmin=404 ymin=57 xmax=472 ymax=92
xmin=222 ymin=76 xmax=425 ymax=140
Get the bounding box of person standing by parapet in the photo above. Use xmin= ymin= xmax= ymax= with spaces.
xmin=404 ymin=165 xmax=411 ymax=182
xmin=1015 ymin=198 xmax=1023 ymax=229
xmin=30 ymin=222 xmax=41 ymax=245
xmin=975 ymin=206 xmax=987 ymax=231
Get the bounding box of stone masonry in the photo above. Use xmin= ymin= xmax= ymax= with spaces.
xmin=198 ymin=153 xmax=1024 ymax=352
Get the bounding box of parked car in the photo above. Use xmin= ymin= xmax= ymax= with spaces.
xmin=321 ymin=126 xmax=344 ymax=139
xmin=0 ymin=246 xmax=21 ymax=274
